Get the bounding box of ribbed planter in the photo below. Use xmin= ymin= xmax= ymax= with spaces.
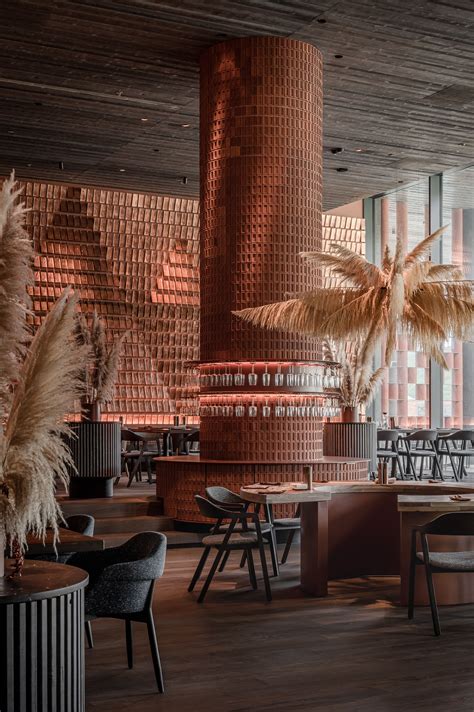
xmin=66 ymin=421 xmax=121 ymax=498
xmin=0 ymin=561 xmax=88 ymax=712
xmin=323 ymin=422 xmax=377 ymax=476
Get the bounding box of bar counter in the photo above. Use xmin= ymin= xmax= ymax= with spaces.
xmin=241 ymin=480 xmax=474 ymax=605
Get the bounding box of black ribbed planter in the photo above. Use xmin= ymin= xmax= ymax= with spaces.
xmin=66 ymin=421 xmax=121 ymax=498
xmin=323 ymin=422 xmax=377 ymax=476
xmin=0 ymin=561 xmax=88 ymax=712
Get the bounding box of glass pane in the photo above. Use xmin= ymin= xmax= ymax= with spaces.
xmin=442 ymin=166 xmax=474 ymax=428
xmin=376 ymin=181 xmax=431 ymax=428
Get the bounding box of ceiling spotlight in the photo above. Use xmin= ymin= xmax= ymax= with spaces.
xmin=58 ymin=161 xmax=65 ymax=170
xmin=355 ymin=148 xmax=364 ymax=153
xmin=334 ymin=54 xmax=344 ymax=59
xmin=317 ymin=17 xmax=327 ymax=23
xmin=141 ymin=118 xmax=149 ymax=122
xmin=26 ymin=163 xmax=32 ymax=167
xmin=181 ymin=123 xmax=190 ymax=128
xmin=119 ymin=168 xmax=126 ymax=172
xmin=182 ymin=176 xmax=188 ymax=185
xmin=331 ymin=147 xmax=344 ymax=154
xmin=336 ymin=167 xmax=348 ymax=172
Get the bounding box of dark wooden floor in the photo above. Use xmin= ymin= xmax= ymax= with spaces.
xmin=85 ymin=546 xmax=474 ymax=712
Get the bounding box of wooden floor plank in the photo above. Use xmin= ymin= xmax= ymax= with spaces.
xmin=84 ymin=546 xmax=474 ymax=711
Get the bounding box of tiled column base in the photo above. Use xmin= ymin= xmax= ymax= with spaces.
xmin=155 ymin=457 xmax=368 ymax=522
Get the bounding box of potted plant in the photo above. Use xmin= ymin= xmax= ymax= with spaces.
xmin=66 ymin=313 xmax=127 ymax=498
xmin=0 ymin=173 xmax=87 ymax=576
xmin=75 ymin=311 xmax=127 ymax=421
xmin=234 ymin=227 xmax=474 ymax=420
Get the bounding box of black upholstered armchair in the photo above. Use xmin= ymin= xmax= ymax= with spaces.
xmin=69 ymin=531 xmax=167 ymax=692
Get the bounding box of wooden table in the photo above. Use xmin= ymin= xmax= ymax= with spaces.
xmin=241 ymin=481 xmax=474 ymax=602
xmin=26 ymin=527 xmax=105 ymax=556
xmin=0 ymin=561 xmax=88 ymax=712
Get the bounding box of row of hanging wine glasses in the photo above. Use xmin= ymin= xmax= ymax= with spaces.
xmin=199 ymin=397 xmax=341 ymax=418
xmin=200 ymin=364 xmax=341 ymax=389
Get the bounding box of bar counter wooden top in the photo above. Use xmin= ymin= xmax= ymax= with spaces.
xmin=240 ymin=480 xmax=474 ymax=605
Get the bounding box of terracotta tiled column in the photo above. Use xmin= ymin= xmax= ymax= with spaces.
xmin=199 ymin=37 xmax=324 ymax=461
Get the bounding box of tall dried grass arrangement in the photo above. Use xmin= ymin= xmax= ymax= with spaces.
xmin=0 ymin=172 xmax=33 ymax=421
xmin=0 ymin=174 xmax=88 ymax=557
xmin=234 ymin=227 xmax=474 ymax=406
xmin=76 ymin=311 xmax=126 ymax=405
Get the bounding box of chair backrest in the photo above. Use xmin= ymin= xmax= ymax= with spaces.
xmin=184 ymin=429 xmax=200 ymax=443
xmin=121 ymin=428 xmax=142 ymax=443
xmin=404 ymin=429 xmax=438 ymax=442
xmin=377 ymin=429 xmax=399 ymax=443
xmin=206 ymin=486 xmax=245 ymax=508
xmin=442 ymin=429 xmax=474 ymax=443
xmin=420 ymin=512 xmax=474 ymax=536
xmin=195 ymin=494 xmax=238 ymax=521
xmin=116 ymin=531 xmax=167 ymax=580
xmin=65 ymin=514 xmax=95 ymax=536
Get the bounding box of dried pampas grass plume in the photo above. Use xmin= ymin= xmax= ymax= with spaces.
xmin=77 ymin=310 xmax=127 ymax=405
xmin=0 ymin=289 xmax=89 ymax=553
xmin=0 ymin=172 xmax=33 ymax=420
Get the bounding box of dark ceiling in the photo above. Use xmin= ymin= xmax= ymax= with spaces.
xmin=2 ymin=0 xmax=474 ymax=209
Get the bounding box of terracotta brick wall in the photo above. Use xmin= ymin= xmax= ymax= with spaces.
xmin=22 ymin=179 xmax=199 ymax=425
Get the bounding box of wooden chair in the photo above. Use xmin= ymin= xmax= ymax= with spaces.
xmin=401 ymin=430 xmax=443 ymax=480
xmin=188 ymin=495 xmax=272 ymax=602
xmin=377 ymin=429 xmax=407 ymax=479
xmin=437 ymin=430 xmax=474 ymax=481
xmin=408 ymin=512 xmax=474 ymax=636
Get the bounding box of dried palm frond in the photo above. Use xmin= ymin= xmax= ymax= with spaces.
xmin=234 ymin=224 xmax=474 ymax=408
xmin=98 ymin=331 xmax=128 ymax=404
xmin=0 ymin=289 xmax=88 ymax=552
xmin=0 ymin=173 xmax=33 ymax=419
xmin=323 ymin=338 xmax=384 ymax=408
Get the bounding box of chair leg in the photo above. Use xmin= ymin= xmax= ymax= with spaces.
xmin=395 ymin=452 xmax=406 ymax=480
xmin=197 ymin=548 xmax=225 ymax=603
xmin=218 ymin=549 xmax=231 ymax=573
xmin=433 ymin=453 xmax=444 ymax=481
xmin=264 ymin=504 xmax=279 ymax=578
xmin=146 ymin=611 xmax=165 ymax=693
xmin=405 ymin=450 xmax=417 ymax=480
xmin=247 ymin=548 xmax=258 ymax=589
xmin=188 ymin=546 xmax=211 ymax=592
xmin=256 ymin=534 xmax=272 ymax=602
xmin=239 ymin=551 xmax=247 ymax=568
xmin=85 ymin=620 xmax=94 ymax=649
xmin=281 ymin=529 xmax=297 ymax=565
xmin=125 ymin=619 xmax=133 ymax=669
xmin=424 ymin=564 xmax=441 ymax=636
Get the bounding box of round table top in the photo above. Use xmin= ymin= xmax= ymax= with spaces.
xmin=0 ymin=560 xmax=88 ymax=605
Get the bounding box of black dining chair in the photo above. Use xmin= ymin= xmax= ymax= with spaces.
xmin=188 ymin=495 xmax=272 ymax=602
xmin=205 ymin=486 xmax=279 ymax=575
xmin=408 ymin=512 xmax=474 ymax=636
xmin=401 ymin=429 xmax=444 ymax=480
xmin=437 ymin=430 xmax=474 ymax=481
xmin=122 ymin=429 xmax=160 ymax=487
xmin=377 ymin=429 xmax=407 ymax=479
xmin=26 ymin=514 xmax=95 ymax=564
xmin=69 ymin=532 xmax=167 ymax=692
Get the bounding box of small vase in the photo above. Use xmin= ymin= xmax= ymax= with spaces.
xmin=81 ymin=401 xmax=102 ymax=422
xmin=342 ymin=406 xmax=360 ymax=423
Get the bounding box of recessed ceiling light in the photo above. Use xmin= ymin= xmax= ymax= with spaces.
xmin=355 ymin=148 xmax=364 ymax=153
xmin=336 ymin=167 xmax=348 ymax=172
xmin=334 ymin=54 xmax=344 ymax=59
xmin=141 ymin=118 xmax=149 ymax=122
xmin=317 ymin=18 xmax=327 ymax=23
xmin=119 ymin=168 xmax=126 ymax=172
xmin=331 ymin=147 xmax=344 ymax=154
xmin=181 ymin=123 xmax=190 ymax=128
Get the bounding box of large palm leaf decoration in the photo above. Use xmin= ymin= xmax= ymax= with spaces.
xmin=234 ymin=226 xmax=474 ymax=404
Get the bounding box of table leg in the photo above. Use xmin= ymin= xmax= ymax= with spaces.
xmin=300 ymin=500 xmax=328 ymax=596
